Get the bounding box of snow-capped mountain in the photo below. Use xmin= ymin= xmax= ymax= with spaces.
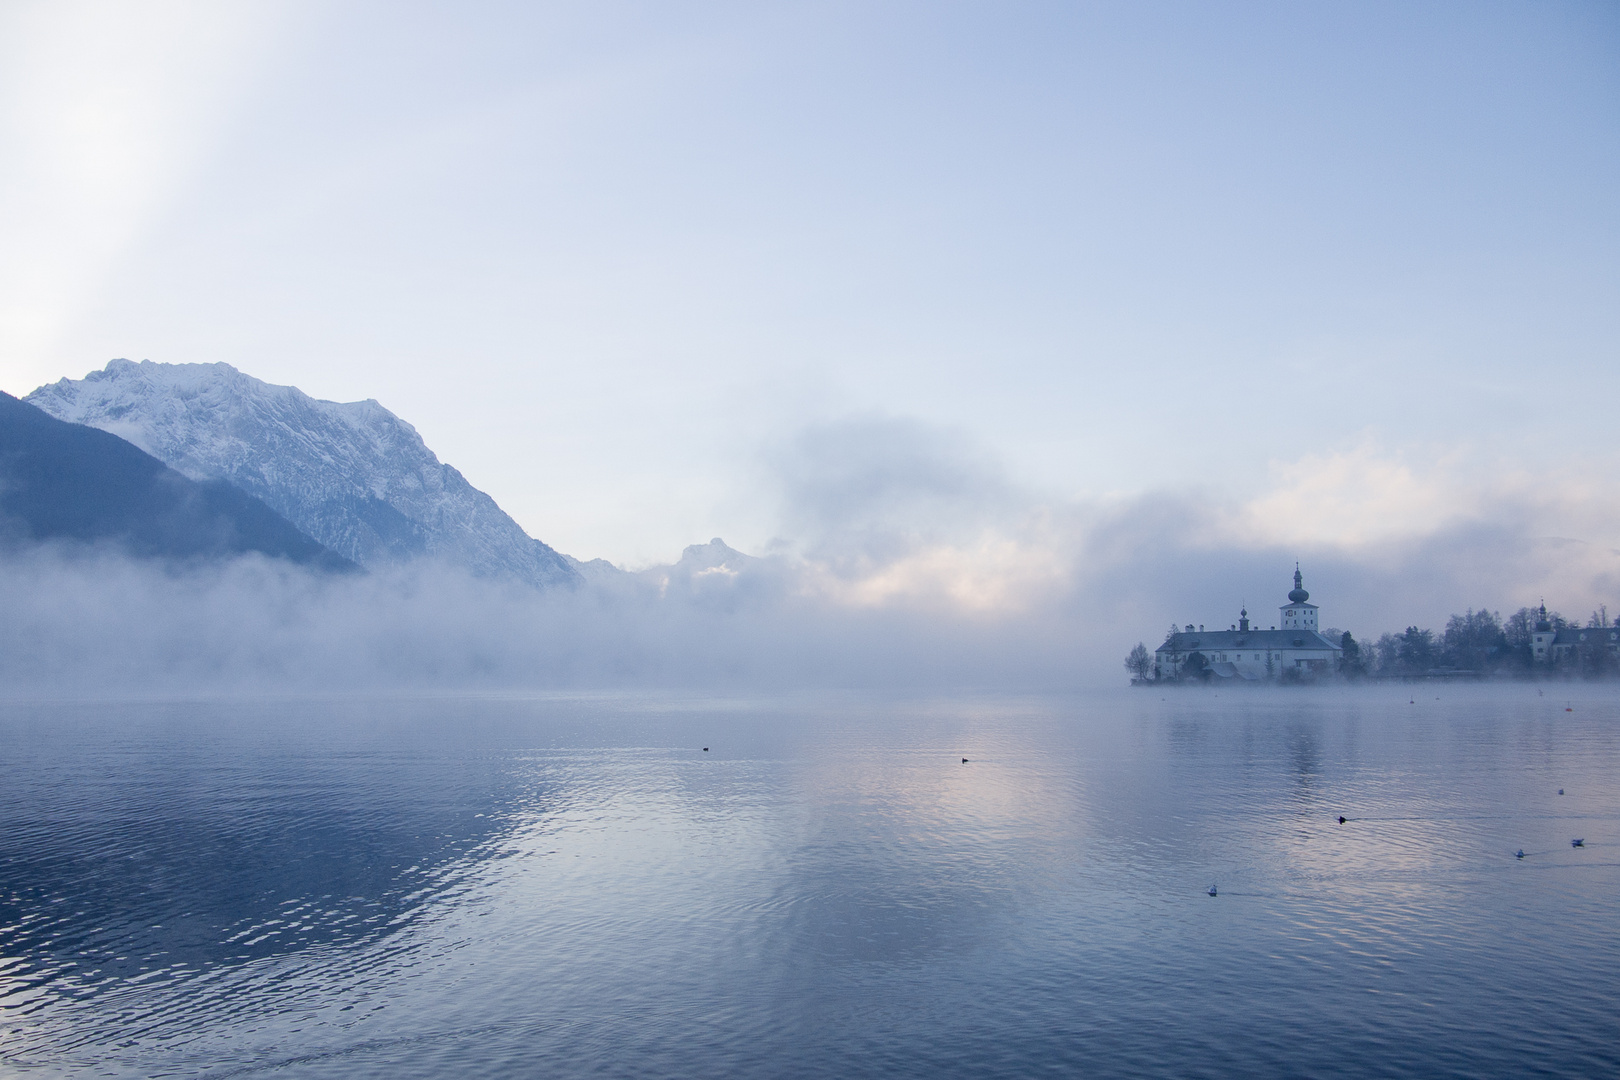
xmin=0 ymin=391 xmax=352 ymax=570
xmin=632 ymin=537 xmax=786 ymax=605
xmin=28 ymin=360 xmax=578 ymax=587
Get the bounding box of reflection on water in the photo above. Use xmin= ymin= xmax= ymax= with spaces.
xmin=2 ymin=688 xmax=1618 ymax=1078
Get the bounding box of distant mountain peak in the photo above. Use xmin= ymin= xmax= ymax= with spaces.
xmin=677 ymin=538 xmax=753 ymax=573
xmin=29 ymin=360 xmax=578 ymax=588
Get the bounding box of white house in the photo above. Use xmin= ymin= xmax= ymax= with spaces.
xmin=1155 ymin=567 xmax=1343 ymax=681
xmin=1530 ymin=603 xmax=1620 ymax=666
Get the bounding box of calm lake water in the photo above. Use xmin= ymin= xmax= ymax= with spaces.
xmin=2 ymin=686 xmax=1617 ymax=1078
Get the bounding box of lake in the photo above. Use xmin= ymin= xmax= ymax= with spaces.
xmin=2 ymin=686 xmax=1617 ymax=1078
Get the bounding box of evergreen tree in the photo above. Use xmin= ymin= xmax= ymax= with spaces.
xmin=1339 ymin=631 xmax=1364 ymax=677
xmin=1397 ymin=627 xmax=1435 ymax=674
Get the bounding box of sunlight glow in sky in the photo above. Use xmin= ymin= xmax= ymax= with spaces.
xmin=2 ymin=1 xmax=1616 ymax=576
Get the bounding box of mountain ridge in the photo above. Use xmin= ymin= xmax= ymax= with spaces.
xmin=0 ymin=390 xmax=353 ymax=570
xmin=29 ymin=360 xmax=578 ymax=588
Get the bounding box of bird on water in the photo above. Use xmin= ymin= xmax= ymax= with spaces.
xmin=1515 ymin=850 xmax=1525 ymax=859
xmin=962 ymin=758 xmax=969 ymax=764
xmin=1207 ymin=885 xmax=1217 ymax=897
xmin=1338 ymin=816 xmax=1346 ymax=824
xmin=1572 ymin=838 xmax=1585 ymax=848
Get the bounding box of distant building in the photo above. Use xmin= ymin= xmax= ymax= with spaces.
xmin=1529 ymin=605 xmax=1555 ymax=662
xmin=1530 ymin=604 xmax=1620 ymax=666
xmin=1155 ymin=567 xmax=1343 ymax=682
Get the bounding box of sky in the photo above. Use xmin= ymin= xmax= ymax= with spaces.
xmin=1 ymin=1 xmax=1617 ymax=633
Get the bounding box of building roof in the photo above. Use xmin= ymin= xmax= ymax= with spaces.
xmin=1157 ymin=628 xmax=1342 ymax=654
xmin=1551 ymin=627 xmax=1620 ymax=645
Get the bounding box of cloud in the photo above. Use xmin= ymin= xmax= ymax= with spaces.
xmin=762 ymin=414 xmax=1065 ymax=611
xmin=769 ymin=414 xmax=1018 ymax=559
xmin=3 ymin=416 xmax=1617 ymax=694
xmin=752 ymin=415 xmax=1620 ymax=656
xmin=1234 ymin=443 xmax=1475 ymax=547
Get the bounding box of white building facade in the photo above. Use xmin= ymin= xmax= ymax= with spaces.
xmin=1530 ymin=604 xmax=1620 ymax=667
xmin=1154 ymin=567 xmax=1343 ymax=682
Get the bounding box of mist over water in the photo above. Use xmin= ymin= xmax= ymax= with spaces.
xmin=0 ymin=546 xmax=1083 ymax=693
xmin=4 ymin=466 xmax=1616 ymax=695
xmin=3 ymin=686 xmax=1617 ymax=1078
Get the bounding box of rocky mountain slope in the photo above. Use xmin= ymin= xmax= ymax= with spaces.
xmin=0 ymin=391 xmax=351 ymax=569
xmin=28 ymin=360 xmax=577 ymax=587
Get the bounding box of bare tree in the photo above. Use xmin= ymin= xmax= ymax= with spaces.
xmin=1125 ymin=642 xmax=1153 ymax=681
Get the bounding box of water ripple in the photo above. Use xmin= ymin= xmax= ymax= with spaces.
xmin=1 ymin=688 xmax=1617 ymax=1077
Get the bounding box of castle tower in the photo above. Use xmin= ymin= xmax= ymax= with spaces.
xmin=1531 ymin=601 xmax=1555 ymax=663
xmin=1280 ymin=565 xmax=1318 ymax=632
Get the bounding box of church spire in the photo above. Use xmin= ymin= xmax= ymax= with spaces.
xmin=1288 ymin=564 xmax=1309 ymax=604
xmin=1280 ymin=565 xmax=1317 ymax=631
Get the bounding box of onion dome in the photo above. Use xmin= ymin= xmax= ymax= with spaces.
xmin=1287 ymin=565 xmax=1309 ymax=604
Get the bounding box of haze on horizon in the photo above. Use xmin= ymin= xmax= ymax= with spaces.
xmin=1 ymin=1 xmax=1617 ymax=641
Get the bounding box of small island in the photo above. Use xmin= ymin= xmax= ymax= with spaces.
xmin=1126 ymin=568 xmax=1620 ymax=684
xmin=1139 ymin=567 xmax=1341 ymax=683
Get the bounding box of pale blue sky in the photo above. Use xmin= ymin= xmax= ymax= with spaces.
xmin=2 ymin=1 xmax=1616 ymax=568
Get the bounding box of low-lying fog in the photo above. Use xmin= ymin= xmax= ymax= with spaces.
xmin=4 ymin=425 xmax=1614 ymax=695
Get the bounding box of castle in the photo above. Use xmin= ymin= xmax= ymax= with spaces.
xmin=1154 ymin=567 xmax=1343 ymax=681
xmin=1529 ymin=603 xmax=1620 ymax=667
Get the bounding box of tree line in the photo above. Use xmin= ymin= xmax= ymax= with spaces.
xmin=1341 ymin=604 xmax=1616 ymax=678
